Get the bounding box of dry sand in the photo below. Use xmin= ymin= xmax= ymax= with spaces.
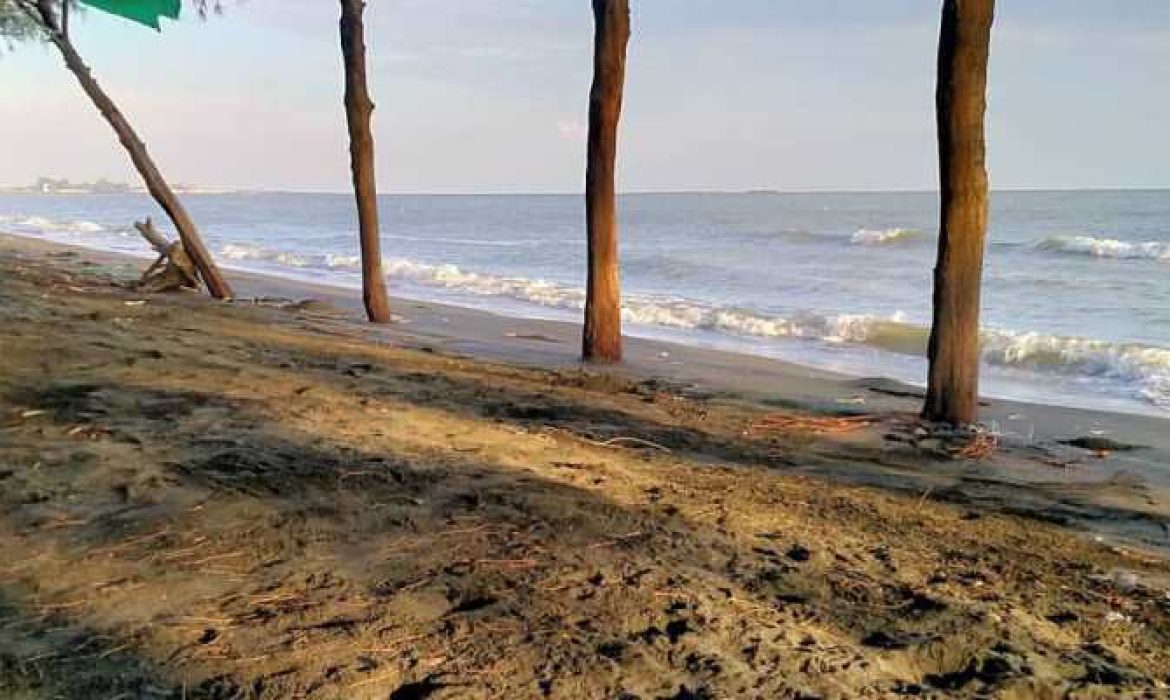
xmin=1 ymin=233 xmax=1168 ymax=698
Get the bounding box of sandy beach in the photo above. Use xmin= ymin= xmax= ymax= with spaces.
xmin=1 ymin=231 xmax=1169 ymax=698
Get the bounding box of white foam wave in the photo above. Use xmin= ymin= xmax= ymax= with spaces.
xmin=7 ymin=209 xmax=1167 ymax=410
xmin=217 ymin=241 xmax=1170 ymax=405
xmin=220 ymin=243 xmax=360 ymax=270
xmin=398 ymin=262 xmax=1170 ymax=406
xmin=215 ymin=244 xmax=918 ymax=344
xmin=850 ymin=228 xmax=921 ymax=246
xmin=980 ymin=330 xmax=1170 ymax=403
xmin=0 ymin=214 xmax=107 ymax=234
xmin=1035 ymin=235 xmax=1170 ymax=261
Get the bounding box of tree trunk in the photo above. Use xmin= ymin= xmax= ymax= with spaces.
xmin=923 ymin=0 xmax=995 ymax=425
xmin=582 ymin=0 xmax=630 ymax=363
xmin=34 ymin=2 xmax=233 ymax=300
xmin=339 ymin=0 xmax=391 ymax=324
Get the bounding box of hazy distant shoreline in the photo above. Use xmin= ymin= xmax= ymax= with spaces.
xmin=5 ymin=186 xmax=1169 ymax=197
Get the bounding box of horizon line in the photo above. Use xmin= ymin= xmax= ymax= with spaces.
xmin=156 ymin=185 xmax=1170 ymax=196
xmin=5 ymin=184 xmax=1170 ymax=196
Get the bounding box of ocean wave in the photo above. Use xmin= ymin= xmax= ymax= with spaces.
xmin=220 ymin=243 xmax=360 ymax=270
xmin=3 ymin=217 xmax=1167 ymax=406
xmin=213 ymin=241 xmax=1170 ymax=406
xmin=1035 ymin=235 xmax=1170 ymax=261
xmin=0 ymin=214 xmax=107 ymax=234
xmin=850 ymin=228 xmax=922 ymax=246
xmin=981 ymin=331 xmax=1170 ymax=408
xmin=6 ymin=205 xmax=1167 ymax=410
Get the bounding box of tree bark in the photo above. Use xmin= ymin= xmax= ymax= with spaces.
xmin=582 ymin=0 xmax=630 ymax=363
xmin=339 ymin=0 xmax=391 ymax=324
xmin=32 ymin=1 xmax=233 ymax=300
xmin=923 ymin=0 xmax=995 ymax=425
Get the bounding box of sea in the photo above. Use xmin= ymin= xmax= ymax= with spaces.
xmin=2 ymin=190 xmax=1168 ymax=418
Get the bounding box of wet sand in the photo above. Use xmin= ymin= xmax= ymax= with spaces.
xmin=1 ymin=232 xmax=1168 ymax=698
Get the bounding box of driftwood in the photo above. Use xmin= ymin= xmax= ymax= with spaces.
xmin=134 ymin=217 xmax=200 ymax=293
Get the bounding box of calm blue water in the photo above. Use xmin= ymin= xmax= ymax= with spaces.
xmin=2 ymin=190 xmax=1168 ymax=416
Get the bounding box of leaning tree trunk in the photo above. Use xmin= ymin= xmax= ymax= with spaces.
xmin=582 ymin=0 xmax=630 ymax=363
xmin=33 ymin=3 xmax=233 ymax=299
xmin=923 ymin=0 xmax=996 ymax=425
xmin=339 ymin=0 xmax=391 ymax=324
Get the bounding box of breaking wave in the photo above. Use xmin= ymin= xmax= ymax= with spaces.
xmin=0 ymin=214 xmax=108 ymax=234
xmin=979 ymin=330 xmax=1170 ymax=408
xmin=1035 ymin=235 xmax=1170 ymax=261
xmin=220 ymin=243 xmax=360 ymax=270
xmin=215 ymin=241 xmax=1170 ymax=407
xmin=850 ymin=228 xmax=922 ymax=246
xmin=4 ymin=213 xmax=1166 ymax=409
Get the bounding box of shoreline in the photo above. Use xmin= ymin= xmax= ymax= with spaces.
xmin=3 ymin=209 xmax=1167 ymax=420
xmin=4 ymin=230 xmax=1168 ymax=456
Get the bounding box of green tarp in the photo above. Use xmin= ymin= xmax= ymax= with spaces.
xmin=78 ymin=0 xmax=180 ymax=30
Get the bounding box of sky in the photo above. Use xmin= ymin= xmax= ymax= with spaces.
xmin=2 ymin=0 xmax=1169 ymax=193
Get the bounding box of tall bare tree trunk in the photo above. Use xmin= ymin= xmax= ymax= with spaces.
xmin=582 ymin=0 xmax=630 ymax=363
xmin=923 ymin=0 xmax=995 ymax=425
xmin=33 ymin=2 xmax=233 ymax=299
xmin=339 ymin=0 xmax=391 ymax=324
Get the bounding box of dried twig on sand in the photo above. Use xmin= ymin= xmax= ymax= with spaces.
xmin=550 ymin=427 xmax=673 ymax=454
xmin=748 ymin=413 xmax=875 ymax=436
xmin=952 ymin=430 xmax=998 ymax=460
xmin=474 ymin=558 xmax=540 ymax=569
xmin=588 ymin=531 xmax=646 ymax=549
xmin=596 ymin=436 xmax=671 ymax=452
